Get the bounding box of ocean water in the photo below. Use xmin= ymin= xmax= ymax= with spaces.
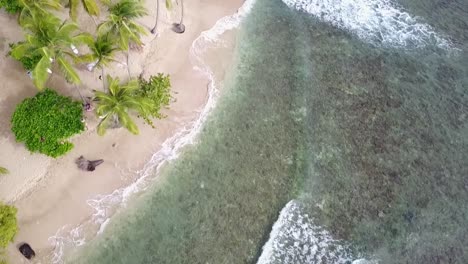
xmin=66 ymin=0 xmax=468 ymax=263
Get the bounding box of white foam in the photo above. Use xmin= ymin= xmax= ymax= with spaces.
xmin=281 ymin=0 xmax=454 ymax=49
xmin=258 ymin=200 xmax=358 ymax=264
xmin=47 ymin=1 xmax=256 ymax=263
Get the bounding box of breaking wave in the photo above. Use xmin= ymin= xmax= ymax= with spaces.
xmin=281 ymin=0 xmax=454 ymax=49
xmin=257 ymin=200 xmax=357 ymax=264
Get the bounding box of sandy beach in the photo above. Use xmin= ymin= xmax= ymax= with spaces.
xmin=0 ymin=0 xmax=243 ymax=262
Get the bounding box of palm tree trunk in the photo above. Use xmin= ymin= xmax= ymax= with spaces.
xmin=150 ymin=0 xmax=160 ymax=34
xmin=179 ymin=0 xmax=184 ymax=25
xmin=74 ymin=84 xmax=85 ymax=103
xmin=173 ymin=0 xmax=185 ymax=34
xmin=101 ymin=67 xmax=105 ymax=91
xmin=126 ymin=50 xmax=131 ymax=78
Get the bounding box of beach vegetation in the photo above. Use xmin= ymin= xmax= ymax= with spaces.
xmin=10 ymin=13 xmax=92 ymax=90
xmin=11 ymin=89 xmax=84 ymax=157
xmin=77 ymin=33 xmax=120 ymax=90
xmin=0 ymin=167 xmax=8 ymax=175
xmin=8 ymin=42 xmax=42 ymax=71
xmin=64 ymin=0 xmax=100 ymax=21
xmin=0 ymin=0 xmax=22 ymax=13
xmin=94 ymin=75 xmax=152 ymax=135
xmin=98 ymin=0 xmax=147 ymax=76
xmin=136 ymin=74 xmax=171 ymax=127
xmin=0 ymin=203 xmax=18 ymax=249
xmin=18 ymin=0 xmax=62 ymax=23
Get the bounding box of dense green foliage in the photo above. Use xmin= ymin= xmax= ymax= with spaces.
xmin=136 ymin=74 xmax=171 ymax=127
xmin=0 ymin=203 xmax=18 ymax=249
xmin=11 ymin=89 xmax=84 ymax=157
xmin=9 ymin=42 xmax=41 ymax=71
xmin=0 ymin=0 xmax=22 ymax=14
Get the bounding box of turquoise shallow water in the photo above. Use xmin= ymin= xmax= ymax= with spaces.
xmin=69 ymin=0 xmax=468 ymax=263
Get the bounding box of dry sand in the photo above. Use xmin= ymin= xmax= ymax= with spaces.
xmin=0 ymin=0 xmax=243 ymax=262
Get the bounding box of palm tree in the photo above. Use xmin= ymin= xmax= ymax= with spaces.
xmin=150 ymin=0 xmax=173 ymax=34
xmin=150 ymin=0 xmax=160 ymax=34
xmin=94 ymin=75 xmax=152 ymax=135
xmin=0 ymin=167 xmax=8 ymax=175
xmin=98 ymin=0 xmax=148 ymax=76
xmin=172 ymin=0 xmax=184 ymax=34
xmin=65 ymin=0 xmax=100 ymax=22
xmin=78 ymin=33 xmax=120 ymax=90
xmin=11 ymin=13 xmax=92 ymax=90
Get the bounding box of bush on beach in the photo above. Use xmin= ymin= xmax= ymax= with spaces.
xmin=11 ymin=89 xmax=84 ymax=157
xmin=0 ymin=203 xmax=18 ymax=249
xmin=136 ymin=74 xmax=172 ymax=127
xmin=0 ymin=0 xmax=22 ymax=14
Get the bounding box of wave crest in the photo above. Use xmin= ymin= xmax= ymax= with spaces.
xmin=281 ymin=0 xmax=454 ymax=49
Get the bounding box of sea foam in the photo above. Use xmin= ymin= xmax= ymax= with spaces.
xmin=281 ymin=0 xmax=454 ymax=49
xmin=257 ymin=200 xmax=356 ymax=264
xmin=47 ymin=1 xmax=256 ymax=263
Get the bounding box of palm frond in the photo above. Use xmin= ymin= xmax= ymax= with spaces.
xmin=82 ymin=0 xmax=100 ymax=16
xmin=32 ymin=51 xmax=52 ymax=90
xmin=57 ymin=57 xmax=80 ymax=84
xmin=0 ymin=167 xmax=8 ymax=175
xmin=117 ymin=109 xmax=139 ymax=134
xmin=69 ymin=0 xmax=79 ymax=21
xmin=97 ymin=114 xmax=111 ymax=136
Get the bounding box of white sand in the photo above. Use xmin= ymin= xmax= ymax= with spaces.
xmin=0 ymin=0 xmax=243 ymax=262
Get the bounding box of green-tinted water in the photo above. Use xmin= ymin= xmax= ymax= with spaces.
xmin=69 ymin=0 xmax=468 ymax=263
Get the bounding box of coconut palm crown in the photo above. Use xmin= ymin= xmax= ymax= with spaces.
xmin=98 ymin=0 xmax=148 ymax=51
xmin=10 ymin=13 xmax=92 ymax=90
xmin=94 ymin=75 xmax=152 ymax=136
xmin=78 ymin=33 xmax=120 ymax=89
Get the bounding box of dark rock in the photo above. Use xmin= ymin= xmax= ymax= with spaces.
xmin=19 ymin=243 xmax=35 ymax=260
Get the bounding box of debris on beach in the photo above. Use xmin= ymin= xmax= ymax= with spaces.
xmin=18 ymin=243 xmax=36 ymax=260
xmin=75 ymin=156 xmax=104 ymax=172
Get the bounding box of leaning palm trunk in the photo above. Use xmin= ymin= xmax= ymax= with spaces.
xmin=173 ymin=0 xmax=185 ymax=33
xmin=101 ymin=67 xmax=105 ymax=91
xmin=126 ymin=50 xmax=131 ymax=78
xmin=150 ymin=0 xmax=160 ymax=34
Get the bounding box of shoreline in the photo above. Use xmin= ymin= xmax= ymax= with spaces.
xmin=0 ymin=0 xmax=243 ymax=263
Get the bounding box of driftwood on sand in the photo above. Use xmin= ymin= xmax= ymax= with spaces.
xmin=75 ymin=156 xmax=104 ymax=171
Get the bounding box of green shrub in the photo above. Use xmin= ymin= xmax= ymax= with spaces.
xmin=11 ymin=89 xmax=84 ymax=157
xmin=0 ymin=203 xmax=18 ymax=249
xmin=0 ymin=0 xmax=22 ymax=14
xmin=8 ymin=42 xmax=42 ymax=71
xmin=136 ymin=74 xmax=171 ymax=127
